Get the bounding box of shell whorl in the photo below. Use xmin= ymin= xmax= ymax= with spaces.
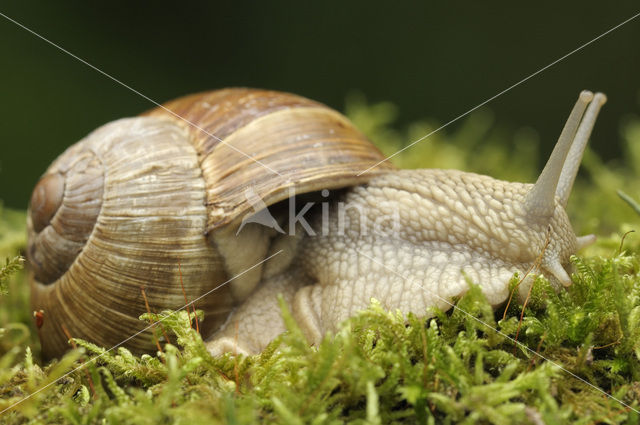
xmin=28 ymin=117 xmax=234 ymax=358
xmin=29 ymin=150 xmax=104 ymax=284
xmin=144 ymin=88 xmax=395 ymax=229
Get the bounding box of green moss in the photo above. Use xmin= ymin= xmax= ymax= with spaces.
xmin=1 ymin=95 xmax=640 ymax=424
xmin=1 ymin=253 xmax=639 ymax=424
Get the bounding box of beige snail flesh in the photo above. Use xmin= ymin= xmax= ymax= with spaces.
xmin=206 ymin=91 xmax=605 ymax=355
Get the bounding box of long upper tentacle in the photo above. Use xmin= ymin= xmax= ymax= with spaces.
xmin=525 ymin=91 xmax=593 ymax=218
xmin=555 ymin=93 xmax=607 ymax=206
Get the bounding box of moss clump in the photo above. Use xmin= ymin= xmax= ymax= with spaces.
xmin=1 ymin=250 xmax=639 ymax=424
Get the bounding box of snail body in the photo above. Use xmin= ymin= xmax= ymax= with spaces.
xmin=27 ymin=88 xmax=605 ymax=358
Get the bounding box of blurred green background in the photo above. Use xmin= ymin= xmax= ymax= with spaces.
xmin=0 ymin=1 xmax=639 ymax=210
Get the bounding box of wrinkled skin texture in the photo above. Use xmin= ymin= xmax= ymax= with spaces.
xmin=206 ymin=169 xmax=578 ymax=355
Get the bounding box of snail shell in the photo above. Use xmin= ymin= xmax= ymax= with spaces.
xmin=27 ymin=88 xmax=394 ymax=359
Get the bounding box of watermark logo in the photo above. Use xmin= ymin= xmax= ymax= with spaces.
xmin=237 ymin=186 xmax=401 ymax=238
xmin=236 ymin=188 xmax=285 ymax=235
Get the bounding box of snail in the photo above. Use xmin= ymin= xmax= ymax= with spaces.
xmin=27 ymin=88 xmax=605 ymax=359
